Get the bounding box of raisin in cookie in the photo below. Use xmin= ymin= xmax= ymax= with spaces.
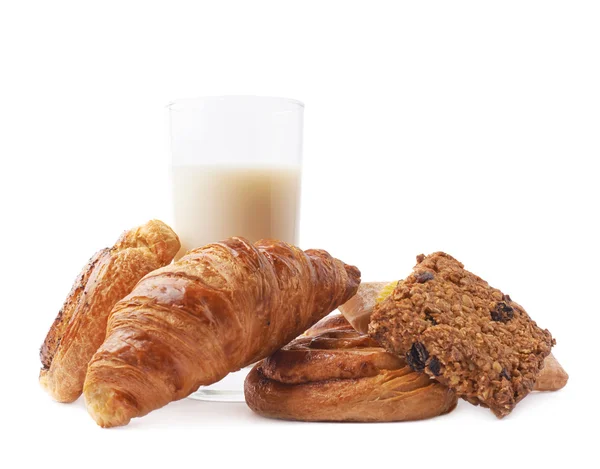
xmin=369 ymin=252 xmax=554 ymax=418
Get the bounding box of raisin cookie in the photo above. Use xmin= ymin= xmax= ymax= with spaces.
xmin=369 ymin=252 xmax=554 ymax=418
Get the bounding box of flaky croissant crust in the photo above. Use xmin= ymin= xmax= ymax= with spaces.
xmin=39 ymin=220 xmax=180 ymax=403
xmin=84 ymin=237 xmax=360 ymax=427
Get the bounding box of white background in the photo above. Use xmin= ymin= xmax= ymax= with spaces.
xmin=1 ymin=1 xmax=598 ymax=468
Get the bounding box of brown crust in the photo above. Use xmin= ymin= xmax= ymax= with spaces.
xmin=40 ymin=248 xmax=110 ymax=370
xmin=83 ymin=238 xmax=360 ymax=427
xmin=370 ymin=252 xmax=554 ymax=418
xmin=244 ymin=314 xmax=457 ymax=422
xmin=39 ymin=220 xmax=180 ymax=403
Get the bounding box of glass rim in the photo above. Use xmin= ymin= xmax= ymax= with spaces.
xmin=167 ymin=95 xmax=304 ymax=111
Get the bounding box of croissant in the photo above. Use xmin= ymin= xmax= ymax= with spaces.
xmin=83 ymin=237 xmax=360 ymax=427
xmin=39 ymin=220 xmax=180 ymax=402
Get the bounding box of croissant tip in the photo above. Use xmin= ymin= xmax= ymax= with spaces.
xmin=84 ymin=384 xmax=135 ymax=428
xmin=345 ymin=263 xmax=361 ymax=279
xmin=39 ymin=371 xmax=80 ymax=403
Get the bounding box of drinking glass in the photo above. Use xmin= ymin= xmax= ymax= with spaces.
xmin=168 ymin=96 xmax=304 ymax=401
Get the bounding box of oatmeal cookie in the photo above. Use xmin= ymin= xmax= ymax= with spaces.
xmin=369 ymin=252 xmax=554 ymax=418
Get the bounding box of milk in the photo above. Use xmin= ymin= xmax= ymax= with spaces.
xmin=171 ymin=165 xmax=301 ymax=258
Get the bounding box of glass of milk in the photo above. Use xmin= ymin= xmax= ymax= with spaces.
xmin=168 ymin=96 xmax=304 ymax=402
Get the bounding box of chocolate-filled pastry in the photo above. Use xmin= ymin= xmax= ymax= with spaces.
xmin=84 ymin=237 xmax=360 ymax=427
xmin=40 ymin=220 xmax=180 ymax=403
xmin=245 ymin=314 xmax=457 ymax=422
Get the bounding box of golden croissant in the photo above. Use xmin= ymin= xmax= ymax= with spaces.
xmin=39 ymin=220 xmax=180 ymax=402
xmin=83 ymin=237 xmax=361 ymax=427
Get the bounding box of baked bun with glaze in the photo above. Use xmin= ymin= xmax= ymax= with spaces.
xmin=245 ymin=313 xmax=457 ymax=422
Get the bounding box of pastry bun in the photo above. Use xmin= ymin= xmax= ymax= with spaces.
xmin=244 ymin=314 xmax=457 ymax=422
